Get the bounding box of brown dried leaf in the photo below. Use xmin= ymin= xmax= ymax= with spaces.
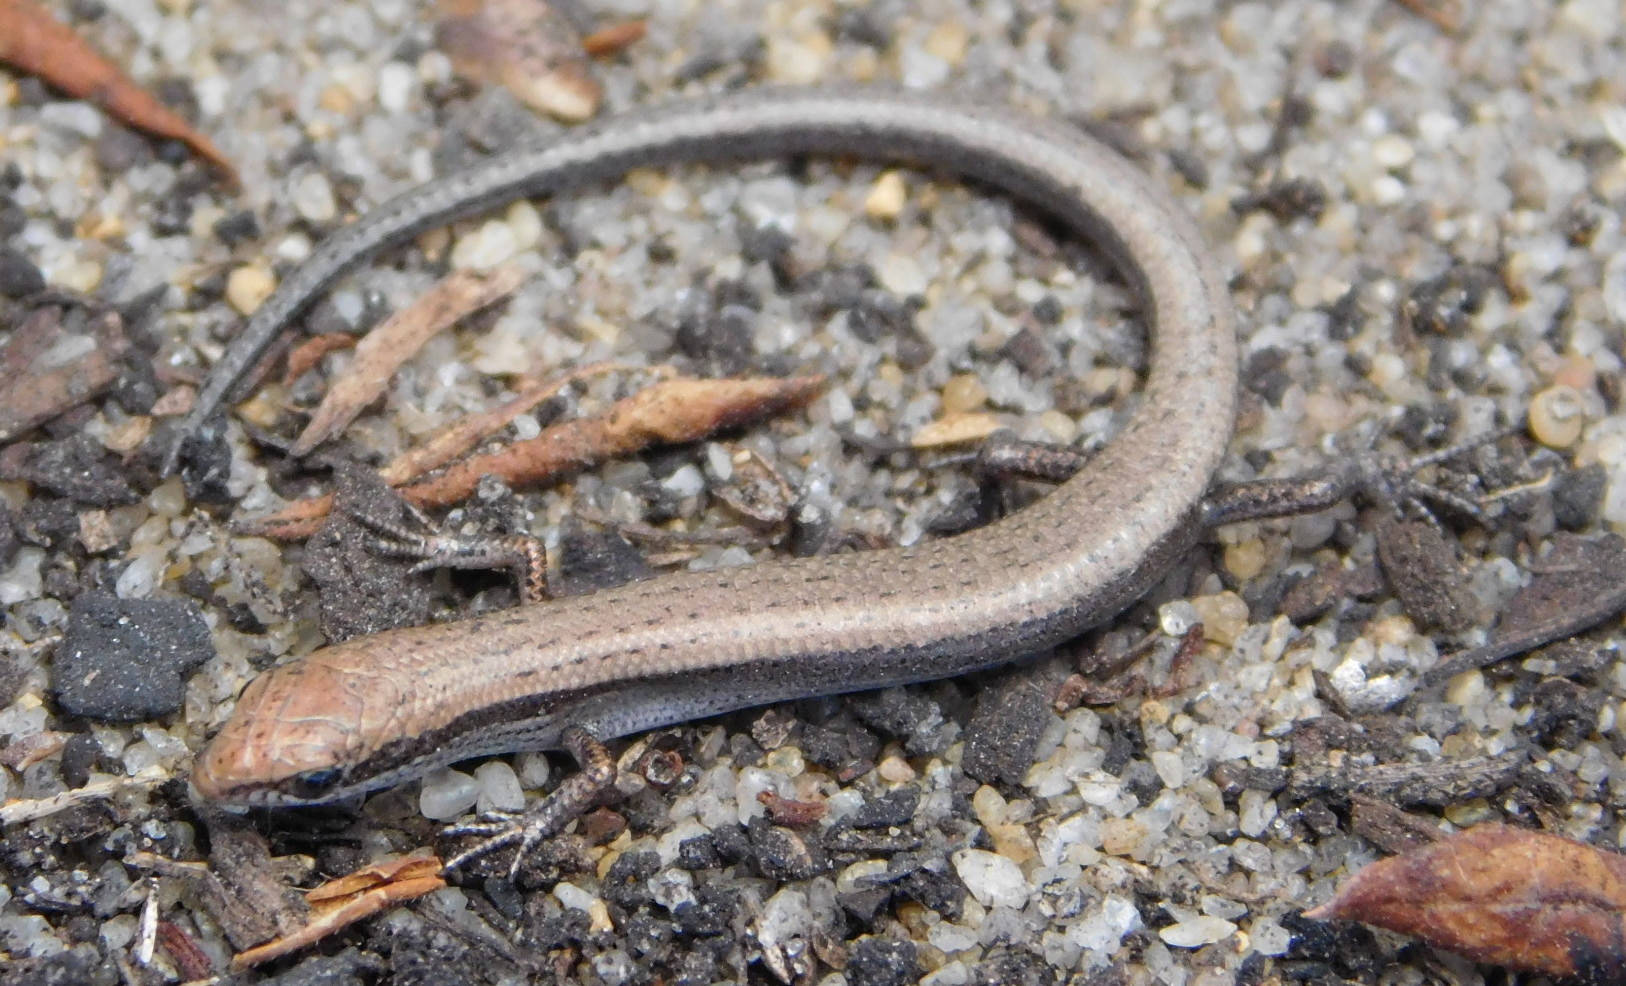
xmin=235 ymin=363 xmax=640 ymax=539
xmin=290 ymin=264 xmax=525 ymax=457
xmin=436 ymin=0 xmax=602 ymax=122
xmin=1305 ymin=823 xmax=1626 ymax=978
xmin=396 ymin=374 xmax=826 ymax=511
xmin=0 ymin=308 xmax=129 ymax=443
xmin=232 ymin=854 xmax=446 ymax=968
xmin=0 ymin=0 xmax=238 ymax=181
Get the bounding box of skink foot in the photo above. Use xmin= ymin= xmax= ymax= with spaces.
xmin=349 ymin=506 xmax=551 ymax=603
xmin=1201 ymin=422 xmax=1522 ymax=529
xmin=439 ymin=726 xmax=615 ymax=878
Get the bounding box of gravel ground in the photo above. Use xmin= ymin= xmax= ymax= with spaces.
xmin=2 ymin=0 xmax=1625 ymax=984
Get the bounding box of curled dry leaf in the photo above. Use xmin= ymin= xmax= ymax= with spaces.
xmin=232 ymin=854 xmax=446 ymax=968
xmin=436 ymin=0 xmax=602 ymax=122
xmin=1305 ymin=823 xmax=1626 ymax=979
xmin=0 ymin=0 xmax=238 ymax=181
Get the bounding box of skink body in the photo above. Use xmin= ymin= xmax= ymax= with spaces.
xmin=190 ymin=88 xmax=1237 ymax=807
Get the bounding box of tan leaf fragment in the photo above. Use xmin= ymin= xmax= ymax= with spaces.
xmin=1305 ymin=822 xmax=1626 ymax=978
xmin=0 ymin=0 xmax=238 ymax=181
xmin=232 ymin=854 xmax=447 ymax=968
xmin=436 ymin=0 xmax=602 ymax=122
xmin=290 ymin=263 xmax=525 ymax=457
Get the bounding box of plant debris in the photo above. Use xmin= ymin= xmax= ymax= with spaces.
xmin=233 ymin=853 xmax=448 ymax=968
xmin=290 ymin=264 xmax=526 ymax=456
xmin=1306 ymin=823 xmax=1626 ymax=979
xmin=0 ymin=0 xmax=238 ymax=181
xmin=0 ymin=306 xmax=129 ymax=443
xmin=435 ymin=0 xmax=604 ymax=121
xmin=239 ymin=371 xmax=824 ymax=538
xmin=1425 ymin=533 xmax=1626 ymax=684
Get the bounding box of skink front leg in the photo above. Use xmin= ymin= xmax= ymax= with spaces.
xmin=438 ymin=726 xmax=616 ymax=878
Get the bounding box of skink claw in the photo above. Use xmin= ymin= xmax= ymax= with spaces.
xmin=439 ymin=726 xmax=615 ymax=878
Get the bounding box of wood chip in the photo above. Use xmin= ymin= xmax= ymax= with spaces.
xmin=290 ymin=264 xmax=526 ymax=457
xmin=1306 ymin=823 xmax=1625 ymax=978
xmin=0 ymin=0 xmax=238 ymax=181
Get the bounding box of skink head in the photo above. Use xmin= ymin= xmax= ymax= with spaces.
xmin=193 ymin=656 xmax=394 ymax=807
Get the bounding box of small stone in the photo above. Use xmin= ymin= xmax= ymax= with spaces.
xmin=1190 ymin=591 xmax=1249 ymax=646
xmin=876 ymin=755 xmax=916 ymax=783
xmin=846 ymin=937 xmax=919 ymax=986
xmin=1528 ymin=384 xmax=1586 ymax=449
xmin=225 ymin=264 xmax=276 ymax=315
xmin=876 ymin=252 xmax=927 ymax=296
xmin=378 ymin=60 xmax=416 ymax=112
xmin=1222 ymin=538 xmax=1268 ymax=580
xmin=450 ymin=219 xmax=519 ymax=270
xmin=1370 ymin=133 xmax=1415 ymax=169
xmin=1150 ymin=750 xmax=1185 ymax=789
xmin=922 ymin=21 xmax=970 ymax=65
xmin=474 ymin=760 xmax=526 ymax=813
xmin=1099 ymin=817 xmax=1145 ymax=856
xmin=0 ymin=248 xmax=45 ymax=297
xmin=951 ymin=848 xmax=1031 ymax=909
xmin=865 ymin=170 xmax=907 ymax=221
xmin=1159 ymin=915 xmax=1236 ymax=948
xmin=292 ymin=171 xmax=337 ymax=223
xmin=765 ymin=33 xmax=832 ymax=85
xmin=941 ymin=374 xmax=988 ymax=414
xmin=419 ymin=767 xmax=480 ymax=820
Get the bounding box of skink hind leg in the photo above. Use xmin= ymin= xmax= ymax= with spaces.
xmin=1200 ymin=424 xmax=1521 ymax=529
xmin=349 ymin=505 xmax=551 ymax=603
xmin=439 ymin=726 xmax=615 ymax=878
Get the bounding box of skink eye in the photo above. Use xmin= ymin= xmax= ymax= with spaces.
xmin=290 ymin=767 xmax=343 ymax=800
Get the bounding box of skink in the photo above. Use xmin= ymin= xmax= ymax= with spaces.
xmin=189 ymin=88 xmax=1237 ymax=808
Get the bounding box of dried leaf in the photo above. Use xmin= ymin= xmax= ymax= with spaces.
xmin=232 ymin=853 xmax=446 ymax=968
xmin=0 ymin=0 xmax=237 ymax=181
xmin=290 ymin=264 xmax=525 ymax=457
xmin=396 ymin=374 xmax=826 ymax=510
xmin=436 ymin=0 xmax=602 ymax=122
xmin=0 ymin=308 xmax=129 ymax=443
xmin=235 ymin=362 xmax=637 ymax=539
xmin=1305 ymin=823 xmax=1626 ymax=978
xmin=237 ymin=371 xmax=824 ymax=538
